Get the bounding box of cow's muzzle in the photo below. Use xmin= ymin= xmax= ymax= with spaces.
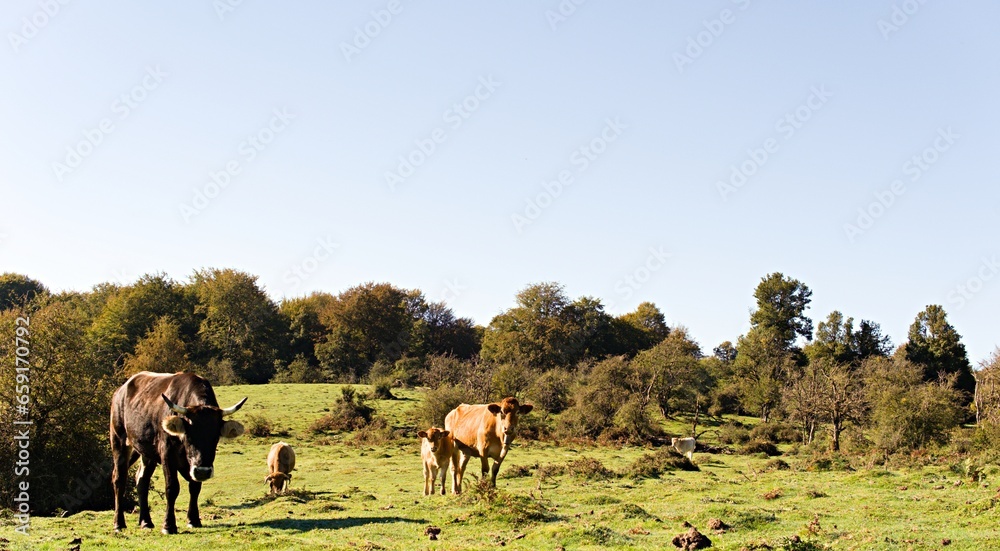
xmin=191 ymin=466 xmax=214 ymax=481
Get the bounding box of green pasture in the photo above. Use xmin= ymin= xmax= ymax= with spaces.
xmin=3 ymin=383 xmax=1000 ymax=550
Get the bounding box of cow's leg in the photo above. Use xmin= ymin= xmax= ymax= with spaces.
xmin=480 ymin=456 xmax=490 ymax=483
xmin=111 ymin=437 xmax=130 ymax=531
xmin=490 ymin=459 xmax=503 ymax=487
xmin=161 ymin=463 xmax=180 ymax=534
xmin=429 ymin=464 xmax=439 ymax=496
xmin=491 ymin=447 xmax=510 ymax=487
xmin=423 ymin=462 xmax=431 ymax=496
xmin=135 ymin=456 xmax=157 ymax=529
xmin=187 ymin=480 xmax=203 ymax=528
xmin=453 ymin=450 xmax=471 ymax=495
xmin=438 ymin=462 xmax=448 ymax=496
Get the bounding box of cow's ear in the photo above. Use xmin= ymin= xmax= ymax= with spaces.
xmin=519 ymin=404 xmax=534 ymax=414
xmin=162 ymin=415 xmax=185 ymax=437
xmin=487 ymin=404 xmax=502 ymax=415
xmin=440 ymin=430 xmax=450 ymax=438
xmin=417 ymin=431 xmax=428 ymax=439
xmin=221 ymin=420 xmax=245 ymax=440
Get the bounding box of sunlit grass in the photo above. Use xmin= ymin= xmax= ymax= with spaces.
xmin=3 ymin=383 xmax=1000 ymax=550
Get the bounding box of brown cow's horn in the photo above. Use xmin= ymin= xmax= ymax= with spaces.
xmin=221 ymin=397 xmax=248 ymax=417
xmin=162 ymin=394 xmax=188 ymax=415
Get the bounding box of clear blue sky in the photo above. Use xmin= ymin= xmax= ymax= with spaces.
xmin=2 ymin=1 xmax=998 ymax=363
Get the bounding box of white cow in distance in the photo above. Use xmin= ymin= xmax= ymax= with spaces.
xmin=671 ymin=437 xmax=696 ymax=461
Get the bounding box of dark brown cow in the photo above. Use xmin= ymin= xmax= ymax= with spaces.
xmin=445 ymin=397 xmax=532 ymax=493
xmin=110 ymin=372 xmax=247 ymax=534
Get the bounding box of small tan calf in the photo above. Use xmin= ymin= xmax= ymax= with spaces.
xmin=418 ymin=427 xmax=453 ymax=496
xmin=265 ymin=442 xmax=296 ymax=495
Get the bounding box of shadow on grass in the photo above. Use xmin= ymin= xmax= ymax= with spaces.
xmin=242 ymin=516 xmax=426 ymax=532
xmin=222 ymin=490 xmax=338 ymax=510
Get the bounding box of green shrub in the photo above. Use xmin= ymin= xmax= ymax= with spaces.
xmin=741 ymin=440 xmax=781 ymax=457
xmin=866 ymin=358 xmax=964 ymax=453
xmin=617 ymin=503 xmax=654 ymax=519
xmin=245 ymin=414 xmax=273 ymax=438
xmin=491 ymin=363 xmax=535 ymax=400
xmin=623 ymin=447 xmax=699 ymax=479
xmin=718 ymin=421 xmax=751 ymax=446
xmin=763 ymin=458 xmax=790 ymax=472
xmin=310 ymin=386 xmax=376 ymax=433
xmin=515 ymin=409 xmax=550 ymax=441
xmin=347 ymin=416 xmax=398 ymax=446
xmin=709 ymin=384 xmax=742 ymax=417
xmin=566 ymin=458 xmax=616 ymax=480
xmin=579 ymin=526 xmax=631 ymax=547
xmin=370 ymin=378 xmax=396 ymax=400
xmin=732 ymin=508 xmax=778 ymax=530
xmin=535 ymin=463 xmax=567 ymax=480
xmin=271 ymin=355 xmax=323 ymax=384
xmin=367 ymin=357 xmax=423 ymax=388
xmin=558 ymin=357 xmax=660 ymax=444
xmin=528 ymin=369 xmax=573 ymax=414
xmin=972 ymin=422 xmax=1000 ymax=451
xmin=461 ymin=481 xmax=556 ymax=527
xmin=803 ymin=454 xmax=853 ymax=472
xmin=750 ymin=421 xmax=802 ymax=444
xmin=502 ymin=464 xmax=535 ymax=479
xmin=413 ymin=384 xmax=470 ymax=428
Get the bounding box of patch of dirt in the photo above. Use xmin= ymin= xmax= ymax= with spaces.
xmin=707 ymin=518 xmax=730 ymax=534
xmin=672 ymin=527 xmax=712 ymax=550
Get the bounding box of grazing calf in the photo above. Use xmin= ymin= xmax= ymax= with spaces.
xmin=265 ymin=442 xmax=296 ymax=494
xmin=446 ymin=397 xmax=533 ymax=494
xmin=671 ymin=437 xmax=696 ymax=461
xmin=418 ymin=427 xmax=453 ymax=496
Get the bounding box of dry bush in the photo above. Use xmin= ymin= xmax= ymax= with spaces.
xmin=245 ymin=414 xmax=273 ymax=438
xmin=741 ymin=440 xmax=781 ymax=457
xmin=310 ymin=386 xmax=376 ymax=434
xmin=566 ymin=458 xmax=617 ymax=480
xmin=718 ymin=421 xmax=752 ymax=446
xmin=413 ymin=384 xmax=470 ymax=428
xmin=623 ymin=447 xmax=699 ymax=479
xmin=750 ymin=421 xmax=802 ymax=444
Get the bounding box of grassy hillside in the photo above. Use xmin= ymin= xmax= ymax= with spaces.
xmin=3 ymin=383 xmax=1000 ymax=550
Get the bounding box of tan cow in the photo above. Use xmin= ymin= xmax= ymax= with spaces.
xmin=417 ymin=427 xmax=453 ymax=496
xmin=264 ymin=442 xmax=295 ymax=495
xmin=445 ymin=397 xmax=533 ymax=494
